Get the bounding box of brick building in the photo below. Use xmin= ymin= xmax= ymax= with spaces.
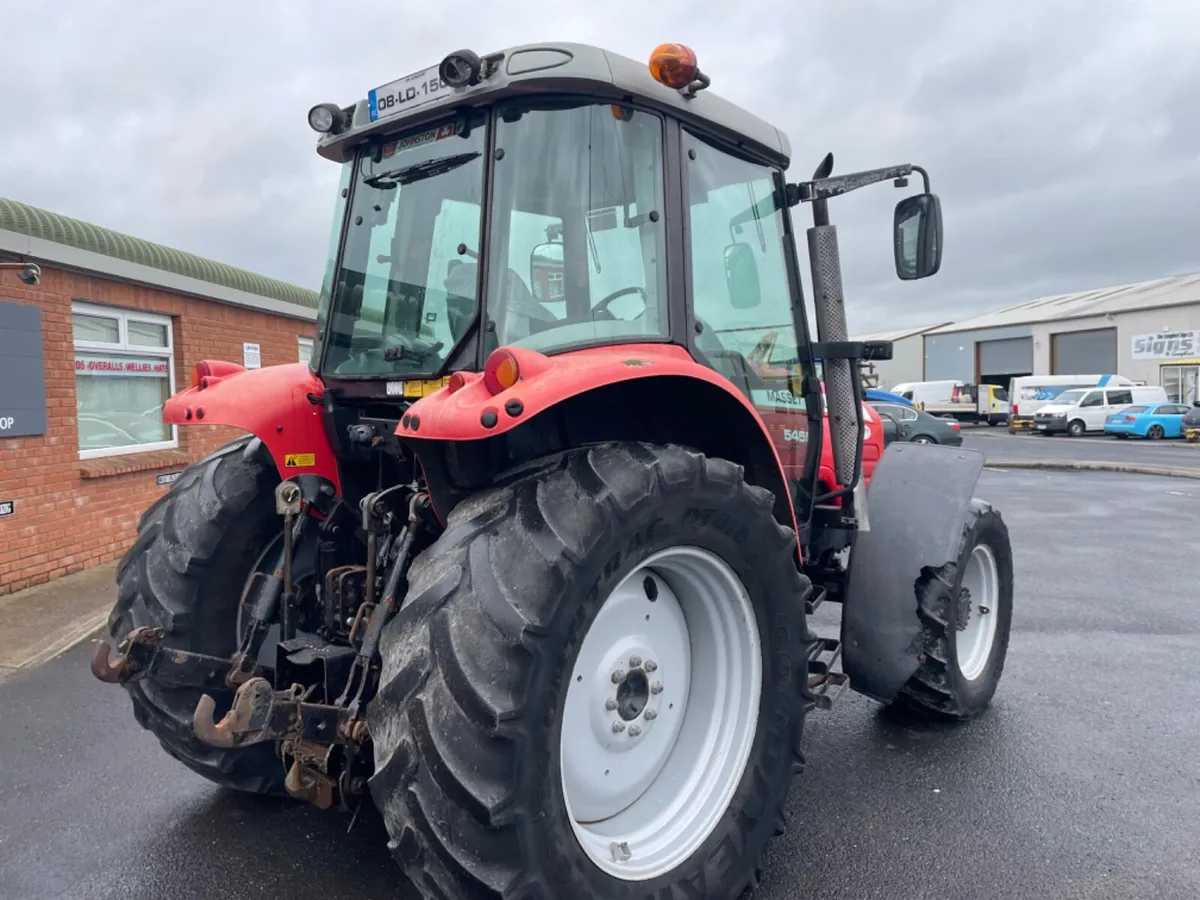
xmin=0 ymin=198 xmax=319 ymax=595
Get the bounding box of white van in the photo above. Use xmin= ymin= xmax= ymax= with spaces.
xmin=1032 ymin=384 xmax=1167 ymax=436
xmin=889 ymin=380 xmax=964 ymax=407
xmin=1008 ymin=374 xmax=1134 ymax=432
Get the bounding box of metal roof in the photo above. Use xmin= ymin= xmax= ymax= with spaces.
xmin=0 ymin=197 xmax=320 ymax=312
xmin=851 ymin=322 xmax=953 ymax=343
xmin=925 ymin=273 xmax=1200 ymax=336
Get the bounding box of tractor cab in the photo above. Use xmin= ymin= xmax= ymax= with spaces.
xmin=307 ymin=41 xmax=939 ymax=534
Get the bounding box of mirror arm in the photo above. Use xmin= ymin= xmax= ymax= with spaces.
xmin=788 ymin=163 xmax=931 ymax=209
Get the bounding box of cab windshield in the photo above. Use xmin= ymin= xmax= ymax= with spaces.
xmin=314 ymin=99 xmax=669 ymax=377
xmin=1049 ymin=389 xmax=1087 ymax=406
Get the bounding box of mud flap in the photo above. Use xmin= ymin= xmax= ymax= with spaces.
xmin=841 ymin=442 xmax=984 ymax=703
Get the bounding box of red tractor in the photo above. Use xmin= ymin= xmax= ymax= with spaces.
xmin=92 ymin=41 xmax=1013 ymax=900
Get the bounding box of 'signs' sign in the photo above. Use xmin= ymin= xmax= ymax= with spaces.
xmin=1131 ymin=330 xmax=1200 ymax=361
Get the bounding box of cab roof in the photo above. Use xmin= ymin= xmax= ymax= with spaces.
xmin=315 ymin=42 xmax=792 ymax=169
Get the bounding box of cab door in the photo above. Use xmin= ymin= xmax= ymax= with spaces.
xmin=1077 ymin=389 xmax=1107 ymax=430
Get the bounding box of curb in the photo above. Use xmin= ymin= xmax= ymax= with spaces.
xmin=13 ymin=610 xmax=109 ymax=670
xmin=0 ymin=561 xmax=117 ymax=674
xmin=983 ymin=459 xmax=1200 ymax=479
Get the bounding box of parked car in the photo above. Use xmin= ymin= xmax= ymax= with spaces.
xmin=1032 ymin=384 xmax=1168 ymax=436
xmin=1179 ymin=402 xmax=1200 ymax=442
xmin=1103 ymin=402 xmax=1192 ymax=439
xmin=870 ymin=401 xmax=963 ymax=447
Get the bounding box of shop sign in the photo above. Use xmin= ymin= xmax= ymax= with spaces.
xmin=74 ymin=354 xmax=170 ymax=377
xmin=1131 ymin=330 xmax=1200 ymax=362
xmin=0 ymin=301 xmax=47 ymax=438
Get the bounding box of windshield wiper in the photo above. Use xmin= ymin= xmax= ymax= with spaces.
xmin=364 ymin=152 xmax=481 ymax=188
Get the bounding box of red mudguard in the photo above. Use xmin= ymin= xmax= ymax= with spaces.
xmin=400 ymin=344 xmax=882 ymax=533
xmin=162 ymin=362 xmax=341 ymax=492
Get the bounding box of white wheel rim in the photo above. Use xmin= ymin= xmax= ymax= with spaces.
xmin=559 ymin=546 xmax=763 ymax=881
xmin=955 ymin=542 xmax=1000 ymax=681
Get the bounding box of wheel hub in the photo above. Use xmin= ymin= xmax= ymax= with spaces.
xmin=559 ymin=546 xmax=763 ymax=882
xmin=616 ymin=669 xmax=651 ymax=721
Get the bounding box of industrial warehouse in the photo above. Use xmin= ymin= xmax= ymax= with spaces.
xmin=0 ymin=198 xmax=318 ymax=595
xmin=855 ymin=273 xmax=1200 ymax=406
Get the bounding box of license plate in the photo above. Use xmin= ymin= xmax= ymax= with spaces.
xmin=369 ymin=64 xmax=451 ymax=122
xmin=1036 ymin=423 xmax=1048 ymax=430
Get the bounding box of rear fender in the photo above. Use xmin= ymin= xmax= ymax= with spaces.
xmin=402 ymin=344 xmax=799 ymax=537
xmin=162 ymin=362 xmax=341 ymax=491
xmin=841 ymin=441 xmax=984 ymax=703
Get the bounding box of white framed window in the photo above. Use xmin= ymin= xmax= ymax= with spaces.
xmin=72 ymin=301 xmax=177 ymax=459
xmin=298 ymin=335 xmax=314 ymax=365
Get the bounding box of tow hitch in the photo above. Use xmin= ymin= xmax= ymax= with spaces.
xmin=90 ymin=626 xmax=255 ymax=691
xmin=90 ymin=483 xmax=429 ymax=813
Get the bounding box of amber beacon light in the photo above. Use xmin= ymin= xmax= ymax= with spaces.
xmin=648 ymin=43 xmax=709 ymax=94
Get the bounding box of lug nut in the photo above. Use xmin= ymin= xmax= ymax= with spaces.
xmin=628 ymin=725 xmax=642 ymax=737
xmin=643 ymin=708 xmax=657 ymax=721
xmin=611 ymin=668 xmax=626 ymax=684
xmin=605 ymin=698 xmax=618 ymax=711
xmin=650 ymin=681 xmax=663 ymax=695
xmin=612 ymin=721 xmax=626 ymax=733
xmin=644 ymin=660 xmax=657 ymax=673
xmin=629 ymin=655 xmax=642 ymax=668
xmin=980 ymin=605 xmax=991 ymax=615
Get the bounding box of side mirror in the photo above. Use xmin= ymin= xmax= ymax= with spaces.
xmin=724 ymin=243 xmax=761 ymax=309
xmin=893 ymin=193 xmax=943 ymax=280
xmin=529 ymin=242 xmax=564 ymax=303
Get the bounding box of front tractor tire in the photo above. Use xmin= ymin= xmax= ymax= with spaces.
xmin=106 ymin=436 xmax=288 ymax=795
xmin=368 ymin=442 xmax=815 ymax=900
xmin=894 ymin=499 xmax=1014 ymax=719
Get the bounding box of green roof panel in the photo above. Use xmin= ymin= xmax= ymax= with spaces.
xmin=0 ymin=197 xmax=320 ymax=310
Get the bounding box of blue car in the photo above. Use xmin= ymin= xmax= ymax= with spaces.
xmin=1103 ymin=402 xmax=1193 ymax=439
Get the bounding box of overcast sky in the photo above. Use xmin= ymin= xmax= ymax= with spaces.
xmin=6 ymin=0 xmax=1200 ymax=334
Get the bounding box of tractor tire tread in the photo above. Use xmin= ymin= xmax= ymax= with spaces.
xmin=369 ymin=441 xmax=814 ymax=900
xmin=895 ymin=499 xmax=1012 ymax=720
xmin=107 ymin=435 xmax=287 ymax=795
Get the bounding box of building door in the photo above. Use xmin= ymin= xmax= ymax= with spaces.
xmin=1162 ymin=364 xmax=1199 ymax=404
xmin=977 ymin=336 xmax=1032 ymax=390
xmin=1050 ymin=328 xmax=1117 ymax=375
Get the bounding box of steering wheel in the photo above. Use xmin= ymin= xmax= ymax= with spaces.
xmin=591 ymin=285 xmax=647 ymax=321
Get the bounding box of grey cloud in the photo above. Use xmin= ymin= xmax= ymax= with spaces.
xmin=4 ymin=0 xmax=1199 ymax=338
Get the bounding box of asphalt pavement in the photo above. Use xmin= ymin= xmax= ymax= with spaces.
xmin=1 ymin=469 xmax=1198 ymax=900
xmin=963 ymin=427 xmax=1200 ymax=468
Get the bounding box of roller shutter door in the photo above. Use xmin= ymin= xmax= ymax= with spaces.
xmin=1051 ymin=328 xmax=1117 ymax=375
xmin=978 ymin=337 xmax=1032 ymax=376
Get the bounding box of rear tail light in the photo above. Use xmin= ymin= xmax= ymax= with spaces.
xmin=1011 ymin=403 xmax=1019 ymax=415
xmin=482 ymin=349 xmax=521 ymax=395
xmin=1124 ymin=416 xmax=1136 ymax=422
xmin=949 ymin=421 xmax=960 ymax=431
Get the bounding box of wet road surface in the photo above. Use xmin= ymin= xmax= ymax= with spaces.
xmin=1 ymin=470 xmax=1198 ymax=900
xmin=962 ymin=427 xmax=1200 ymax=469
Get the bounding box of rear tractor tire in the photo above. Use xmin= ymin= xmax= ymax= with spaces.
xmin=367 ymin=442 xmax=816 ymax=900
xmin=105 ymin=436 xmax=289 ymax=795
xmin=892 ymin=499 xmax=1014 ymax=719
